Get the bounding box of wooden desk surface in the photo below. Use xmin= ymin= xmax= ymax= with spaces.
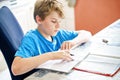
xmin=24 ymin=19 xmax=120 ymax=80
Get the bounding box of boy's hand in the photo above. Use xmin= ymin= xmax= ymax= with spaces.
xmin=60 ymin=40 xmax=75 ymax=50
xmin=50 ymin=50 xmax=73 ymax=61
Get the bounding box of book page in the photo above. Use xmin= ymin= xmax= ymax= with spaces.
xmin=90 ymin=45 xmax=120 ymax=58
xmin=37 ymin=50 xmax=89 ymax=73
xmin=85 ymin=55 xmax=120 ymax=64
xmin=74 ymin=55 xmax=120 ymax=76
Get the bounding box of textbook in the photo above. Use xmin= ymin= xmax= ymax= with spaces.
xmin=73 ymin=45 xmax=120 ymax=77
xmin=37 ymin=50 xmax=89 ymax=73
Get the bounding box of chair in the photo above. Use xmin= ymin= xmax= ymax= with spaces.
xmin=0 ymin=6 xmax=37 ymax=80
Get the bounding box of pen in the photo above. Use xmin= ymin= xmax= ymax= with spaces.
xmin=70 ymin=42 xmax=85 ymax=50
xmin=70 ymin=54 xmax=74 ymax=56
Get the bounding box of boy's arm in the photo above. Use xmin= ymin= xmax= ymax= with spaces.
xmin=60 ymin=30 xmax=92 ymax=50
xmin=11 ymin=53 xmax=51 ymax=76
xmin=73 ymin=30 xmax=92 ymax=45
xmin=11 ymin=50 xmax=72 ymax=75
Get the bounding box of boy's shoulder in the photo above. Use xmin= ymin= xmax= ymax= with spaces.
xmin=23 ymin=29 xmax=38 ymax=39
xmin=58 ymin=29 xmax=76 ymax=35
xmin=25 ymin=29 xmax=37 ymax=36
xmin=58 ymin=29 xmax=68 ymax=33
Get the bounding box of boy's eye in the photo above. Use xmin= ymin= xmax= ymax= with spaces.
xmin=51 ymin=20 xmax=57 ymax=23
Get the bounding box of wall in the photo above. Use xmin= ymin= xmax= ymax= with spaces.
xmin=59 ymin=0 xmax=75 ymax=30
xmin=0 ymin=0 xmax=37 ymax=34
xmin=0 ymin=0 xmax=75 ymax=34
xmin=75 ymin=0 xmax=120 ymax=34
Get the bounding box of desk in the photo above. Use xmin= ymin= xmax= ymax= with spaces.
xmin=24 ymin=19 xmax=120 ymax=80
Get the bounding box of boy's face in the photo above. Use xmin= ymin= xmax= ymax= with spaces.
xmin=38 ymin=11 xmax=62 ymax=37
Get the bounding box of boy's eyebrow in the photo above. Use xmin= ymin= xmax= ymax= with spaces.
xmin=51 ymin=18 xmax=62 ymax=22
xmin=51 ymin=18 xmax=57 ymax=20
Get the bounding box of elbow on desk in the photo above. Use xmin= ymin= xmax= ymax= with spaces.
xmin=86 ymin=31 xmax=92 ymax=40
xmin=81 ymin=30 xmax=92 ymax=42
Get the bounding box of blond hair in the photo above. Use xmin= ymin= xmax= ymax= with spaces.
xmin=34 ymin=0 xmax=65 ymax=22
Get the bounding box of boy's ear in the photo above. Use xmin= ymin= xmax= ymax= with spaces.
xmin=36 ymin=15 xmax=42 ymax=24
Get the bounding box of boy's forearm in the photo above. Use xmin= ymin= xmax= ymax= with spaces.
xmin=12 ymin=53 xmax=52 ymax=75
xmin=72 ymin=30 xmax=92 ymax=45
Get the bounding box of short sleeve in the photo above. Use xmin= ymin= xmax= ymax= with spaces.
xmin=57 ymin=29 xmax=78 ymax=41
xmin=15 ymin=36 xmax=38 ymax=58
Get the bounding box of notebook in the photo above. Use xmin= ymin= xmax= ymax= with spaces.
xmin=73 ymin=45 xmax=120 ymax=77
xmin=37 ymin=49 xmax=89 ymax=73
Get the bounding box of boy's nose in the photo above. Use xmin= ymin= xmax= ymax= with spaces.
xmin=56 ymin=22 xmax=61 ymax=28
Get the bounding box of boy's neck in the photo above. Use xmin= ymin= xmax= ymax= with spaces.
xmin=37 ymin=27 xmax=53 ymax=42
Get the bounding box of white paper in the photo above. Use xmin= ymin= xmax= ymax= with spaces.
xmin=90 ymin=45 xmax=120 ymax=58
xmin=37 ymin=50 xmax=89 ymax=73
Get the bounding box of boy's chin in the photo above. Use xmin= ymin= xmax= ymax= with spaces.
xmin=52 ymin=34 xmax=56 ymax=37
xmin=51 ymin=33 xmax=57 ymax=36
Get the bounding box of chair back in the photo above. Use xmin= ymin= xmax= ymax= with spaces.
xmin=0 ymin=6 xmax=37 ymax=80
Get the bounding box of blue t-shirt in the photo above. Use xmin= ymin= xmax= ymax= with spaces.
xmin=15 ymin=29 xmax=78 ymax=58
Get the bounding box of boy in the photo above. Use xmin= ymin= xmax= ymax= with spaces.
xmin=12 ymin=0 xmax=92 ymax=75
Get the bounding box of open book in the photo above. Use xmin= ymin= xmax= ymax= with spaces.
xmin=37 ymin=49 xmax=89 ymax=73
xmin=74 ymin=45 xmax=120 ymax=77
